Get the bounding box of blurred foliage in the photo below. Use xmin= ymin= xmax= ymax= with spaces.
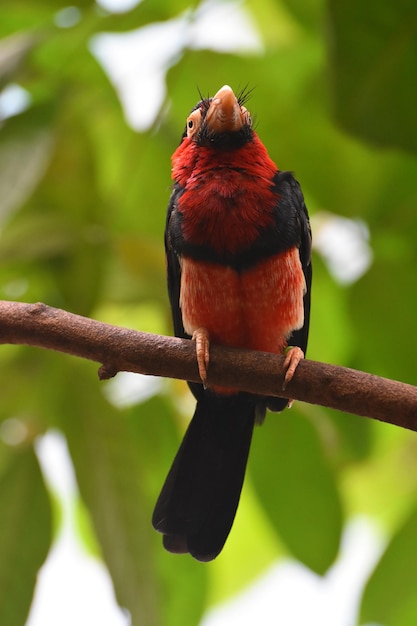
xmin=0 ymin=0 xmax=417 ymax=625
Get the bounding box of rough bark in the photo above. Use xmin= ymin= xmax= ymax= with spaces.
xmin=1 ymin=301 xmax=416 ymax=430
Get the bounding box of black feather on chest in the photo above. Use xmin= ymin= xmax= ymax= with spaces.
xmin=166 ymin=171 xmax=306 ymax=273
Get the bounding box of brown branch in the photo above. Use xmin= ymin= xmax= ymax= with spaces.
xmin=0 ymin=300 xmax=416 ymax=431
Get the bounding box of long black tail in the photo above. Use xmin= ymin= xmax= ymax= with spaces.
xmin=152 ymin=393 xmax=256 ymax=561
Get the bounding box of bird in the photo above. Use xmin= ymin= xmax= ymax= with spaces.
xmin=152 ymin=85 xmax=312 ymax=562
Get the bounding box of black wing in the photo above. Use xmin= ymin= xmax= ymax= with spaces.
xmin=266 ymin=171 xmax=312 ymax=413
xmin=285 ymin=172 xmax=312 ymax=355
xmin=272 ymin=170 xmax=312 ymax=354
xmin=165 ymin=184 xmax=188 ymax=339
xmin=165 ymin=184 xmax=206 ymax=401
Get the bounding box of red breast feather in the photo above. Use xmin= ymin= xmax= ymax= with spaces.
xmin=173 ymin=132 xmax=306 ymax=384
xmin=172 ymin=135 xmax=278 ymax=255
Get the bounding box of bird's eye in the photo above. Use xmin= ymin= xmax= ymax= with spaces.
xmin=186 ymin=109 xmax=202 ymax=138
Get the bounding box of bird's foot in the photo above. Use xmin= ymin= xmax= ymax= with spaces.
xmin=192 ymin=327 xmax=210 ymax=388
xmin=282 ymin=346 xmax=304 ymax=391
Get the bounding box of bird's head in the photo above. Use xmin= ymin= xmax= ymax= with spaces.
xmin=182 ymin=85 xmax=253 ymax=149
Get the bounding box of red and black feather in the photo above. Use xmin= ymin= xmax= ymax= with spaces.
xmin=153 ymin=87 xmax=312 ymax=560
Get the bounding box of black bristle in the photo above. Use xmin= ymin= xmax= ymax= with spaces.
xmin=236 ymin=83 xmax=255 ymax=107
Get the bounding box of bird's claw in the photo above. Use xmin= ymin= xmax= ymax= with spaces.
xmin=282 ymin=346 xmax=304 ymax=391
xmin=192 ymin=327 xmax=210 ymax=388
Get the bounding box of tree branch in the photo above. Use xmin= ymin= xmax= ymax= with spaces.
xmin=1 ymin=300 xmax=416 ymax=431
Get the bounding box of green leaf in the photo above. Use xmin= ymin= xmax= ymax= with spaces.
xmin=207 ymin=478 xmax=283 ymax=604
xmin=128 ymin=396 xmax=208 ymax=626
xmin=0 ymin=105 xmax=54 ymax=226
xmin=59 ymin=363 xmax=161 ymax=625
xmin=0 ymin=5 xmax=53 ymax=38
xmin=0 ymin=31 xmax=36 ymax=86
xmin=281 ymin=0 xmax=325 ymax=29
xmin=250 ymin=408 xmax=343 ymax=574
xmin=328 ymin=0 xmax=417 ymax=153
xmin=308 ymin=255 xmax=355 ymax=366
xmin=17 ymin=106 xmax=111 ymax=314
xmin=351 ymin=256 xmax=417 ymax=385
xmin=0 ymin=213 xmax=75 ymax=263
xmin=360 ymin=502 xmax=417 ymax=626
xmin=323 ymin=408 xmax=372 ymax=466
xmin=0 ymin=446 xmax=52 ymax=626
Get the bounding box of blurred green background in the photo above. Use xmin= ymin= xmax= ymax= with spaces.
xmin=1 ymin=0 xmax=417 ymax=625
